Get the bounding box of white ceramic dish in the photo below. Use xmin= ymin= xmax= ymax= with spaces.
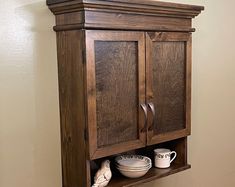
xmin=115 ymin=155 xmax=152 ymax=168
xmin=115 ymin=155 xmax=152 ymax=178
xmin=117 ymin=168 xmax=150 ymax=178
xmin=116 ymin=163 xmax=152 ymax=170
xmin=116 ymin=165 xmax=152 ymax=171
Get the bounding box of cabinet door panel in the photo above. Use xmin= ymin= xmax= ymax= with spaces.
xmin=146 ymin=32 xmax=191 ymax=145
xmin=86 ymin=31 xmax=146 ymax=159
xmin=95 ymin=41 xmax=138 ymax=147
xmin=152 ymin=41 xmax=185 ymax=134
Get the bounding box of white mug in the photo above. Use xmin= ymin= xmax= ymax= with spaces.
xmin=154 ymin=148 xmax=177 ymax=168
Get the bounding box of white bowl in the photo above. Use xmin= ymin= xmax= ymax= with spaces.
xmin=116 ymin=163 xmax=152 ymax=170
xmin=115 ymin=155 xmax=152 ymax=168
xmin=117 ymin=167 xmax=150 ymax=178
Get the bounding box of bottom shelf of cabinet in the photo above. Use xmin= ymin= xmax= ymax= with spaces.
xmin=107 ymin=163 xmax=191 ymax=187
xmin=90 ymin=137 xmax=189 ymax=187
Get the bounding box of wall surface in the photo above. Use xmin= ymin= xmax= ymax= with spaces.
xmin=0 ymin=0 xmax=235 ymax=187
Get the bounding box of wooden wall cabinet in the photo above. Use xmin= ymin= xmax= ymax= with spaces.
xmin=47 ymin=1 xmax=203 ymax=186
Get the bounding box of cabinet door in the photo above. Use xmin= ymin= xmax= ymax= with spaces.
xmin=86 ymin=31 xmax=146 ymax=159
xmin=146 ymin=32 xmax=191 ymax=145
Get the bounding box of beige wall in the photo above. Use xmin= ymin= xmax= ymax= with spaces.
xmin=0 ymin=0 xmax=235 ymax=187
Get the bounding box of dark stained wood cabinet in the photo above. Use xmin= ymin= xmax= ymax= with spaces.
xmin=47 ymin=0 xmax=203 ymax=186
xmin=86 ymin=31 xmax=146 ymax=159
xmin=146 ymin=32 xmax=192 ymax=145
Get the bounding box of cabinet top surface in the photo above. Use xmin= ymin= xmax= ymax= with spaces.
xmin=46 ymin=0 xmax=204 ymax=11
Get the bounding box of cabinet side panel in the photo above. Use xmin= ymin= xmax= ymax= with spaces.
xmin=57 ymin=30 xmax=88 ymax=187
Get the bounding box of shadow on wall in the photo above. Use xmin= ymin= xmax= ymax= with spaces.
xmin=15 ymin=2 xmax=62 ymax=187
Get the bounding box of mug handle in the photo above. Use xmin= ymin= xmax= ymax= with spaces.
xmin=170 ymin=151 xmax=177 ymax=163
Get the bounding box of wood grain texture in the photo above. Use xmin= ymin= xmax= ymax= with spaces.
xmin=89 ymin=137 xmax=188 ymax=187
xmin=85 ymin=31 xmax=146 ymax=159
xmin=186 ymin=36 xmax=192 ymax=136
xmin=53 ymin=23 xmax=195 ymax=33
xmin=145 ymin=137 xmax=187 ymax=165
xmin=56 ymin=11 xmax=84 ymax=26
xmin=57 ymin=30 xmax=90 ymax=187
xmin=47 ymin=0 xmax=204 ymax=32
xmin=47 ymin=0 xmax=204 ymax=13
xmin=84 ymin=11 xmax=192 ymax=32
xmin=170 ymin=137 xmax=188 ymax=166
xmin=95 ymin=41 xmax=138 ymax=147
xmin=53 ymin=10 xmax=193 ymax=32
xmin=107 ymin=164 xmax=190 ymax=187
xmin=47 ymin=0 xmax=76 ymax=5
xmin=152 ymin=41 xmax=186 ymax=134
xmin=146 ymin=32 xmax=191 ymax=145
xmin=47 ymin=0 xmax=203 ymax=185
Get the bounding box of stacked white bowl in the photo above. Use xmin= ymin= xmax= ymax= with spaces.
xmin=115 ymin=155 xmax=152 ymax=178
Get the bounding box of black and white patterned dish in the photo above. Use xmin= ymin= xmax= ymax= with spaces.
xmin=115 ymin=155 xmax=152 ymax=168
xmin=115 ymin=155 xmax=152 ymax=178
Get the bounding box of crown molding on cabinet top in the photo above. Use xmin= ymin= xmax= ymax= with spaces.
xmin=47 ymin=0 xmax=204 ymax=33
xmin=47 ymin=0 xmax=204 ymax=17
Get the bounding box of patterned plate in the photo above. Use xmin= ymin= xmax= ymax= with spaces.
xmin=115 ymin=155 xmax=152 ymax=168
